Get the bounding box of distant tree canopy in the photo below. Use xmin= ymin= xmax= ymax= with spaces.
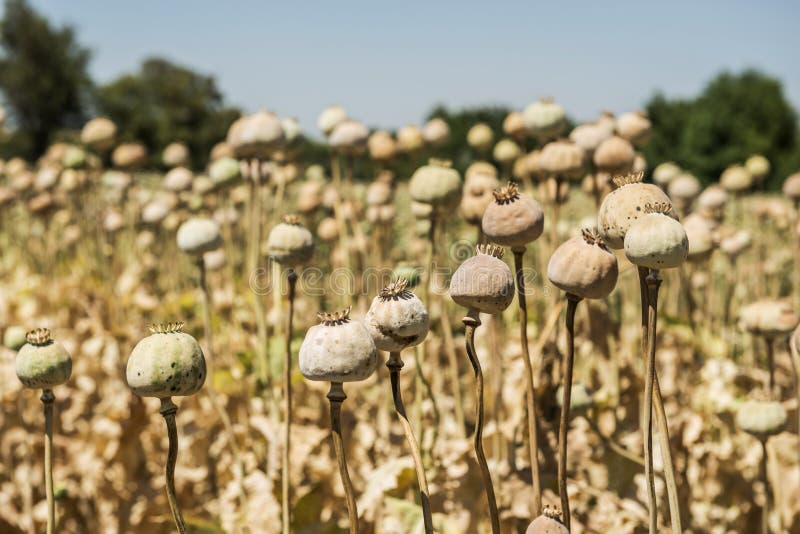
xmin=0 ymin=0 xmax=92 ymax=157
xmin=643 ymin=70 xmax=800 ymax=189
xmin=97 ymin=57 xmax=240 ymax=169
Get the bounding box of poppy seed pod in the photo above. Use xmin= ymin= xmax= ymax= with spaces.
xmin=126 ymin=322 xmax=206 ymax=398
xmin=503 ymin=111 xmax=527 ymax=140
xmin=163 ymin=142 xmax=190 ymax=168
xmin=422 ymin=117 xmax=450 ymax=147
xmin=163 ymin=167 xmax=194 ymax=192
xmin=719 ymin=229 xmax=751 ymax=259
xmin=569 ymin=122 xmax=610 ymax=155
xmin=624 ymin=203 xmax=689 ymax=269
xmin=317 ymin=105 xmax=347 ymax=137
xmin=683 ymin=213 xmax=715 ymax=262
xmin=4 ymin=325 xmax=27 ymax=351
xmin=396 ymin=125 xmax=424 ymax=153
xmin=112 ymin=143 xmax=148 ymax=169
xmin=408 ymin=159 xmax=462 ymax=208
xmin=525 ymin=505 xmax=569 ymax=534
xmin=547 ymin=228 xmax=619 ymax=299
xmin=365 ymin=278 xmax=429 ymax=352
xmin=593 ymin=135 xmax=635 ymax=175
xmin=597 ymin=171 xmax=675 ymax=249
xmin=745 ymin=154 xmax=770 ymax=181
xmin=615 ymin=111 xmax=651 ymax=146
xmin=16 ymin=328 xmax=72 ymax=389
xmin=482 ymin=182 xmax=545 ymax=247
xmin=176 ymin=217 xmax=222 ymax=256
xmin=449 ymin=244 xmax=515 ymax=313
xmin=783 ymin=172 xmax=800 ymax=202
xmin=209 ymin=157 xmax=241 ymax=188
xmin=329 ymin=119 xmax=369 ymax=155
xmin=367 ymin=130 xmax=396 ymax=162
xmin=317 ymin=217 xmax=339 ymax=242
xmin=539 ymin=140 xmax=585 ymax=180
xmin=266 ymin=214 xmax=314 ymax=265
xmin=299 ymin=307 xmax=378 ymax=382
xmin=493 ymin=138 xmax=522 ymax=165
xmin=467 ymin=123 xmax=495 ymax=152
xmin=466 ymin=161 xmax=498 ymax=180
xmin=461 ymin=171 xmax=500 ymax=225
xmin=738 ymin=299 xmax=799 ymax=338
xmin=697 ymin=185 xmax=728 ymax=211
xmin=736 ymin=400 xmax=787 ymax=439
xmin=226 ymin=110 xmax=286 ymax=159
xmin=652 ymin=161 xmax=681 ymax=188
xmin=720 ymin=165 xmax=753 ymax=193
xmin=523 ymin=97 xmax=566 ymax=141
xmin=80 ymin=117 xmax=117 ymax=151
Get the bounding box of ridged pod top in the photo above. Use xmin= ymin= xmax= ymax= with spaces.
xmin=477 ymin=243 xmax=504 ymax=259
xmin=612 ymin=170 xmax=644 ymax=188
xmin=492 ymin=182 xmax=521 ymax=204
xmin=26 ymin=327 xmax=52 ymax=346
xmin=317 ymin=307 xmax=352 ymax=326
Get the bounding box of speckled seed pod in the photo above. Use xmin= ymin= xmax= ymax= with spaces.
xmin=16 ymin=328 xmax=72 ymax=389
xmin=422 ymin=117 xmax=450 ymax=147
xmin=539 ymin=140 xmax=585 ymax=180
xmin=449 ymin=244 xmax=515 ymax=313
xmin=163 ymin=142 xmax=190 ymax=167
xmin=126 ymin=323 xmax=206 ymax=398
xmin=652 ymin=161 xmax=681 ymax=188
xmin=597 ymin=171 xmax=675 ymax=249
xmin=408 ymin=159 xmax=462 ymax=208
xmin=317 ymin=105 xmax=348 ymax=137
xmin=266 ymin=214 xmax=314 ymax=265
xmin=482 ymin=182 xmax=545 ymax=247
xmin=739 ymin=299 xmax=799 ymax=338
xmin=176 ymin=217 xmax=222 ymax=256
xmin=624 ymin=203 xmax=688 ymax=269
xmin=226 ymin=110 xmax=286 ymax=159
xmin=467 ymin=123 xmax=495 ymax=152
xmin=736 ymin=400 xmax=787 ymax=439
xmin=81 ymin=117 xmax=117 ymax=151
xmin=365 ymin=278 xmax=429 ymax=351
xmin=547 ymin=229 xmax=618 ymax=299
xmin=299 ymin=307 xmax=378 ymax=382
xmin=593 ymin=136 xmax=635 ymax=175
xmin=525 ymin=505 xmax=569 ymax=534
xmin=720 ymin=165 xmax=753 ymax=193
xmin=523 ymin=98 xmax=566 ymax=141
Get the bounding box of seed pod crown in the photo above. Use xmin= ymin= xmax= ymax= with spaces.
xmin=645 ymin=201 xmax=672 ymax=215
xmin=492 ymin=182 xmax=521 ymax=204
xmin=26 ymin=327 xmax=52 ymax=346
xmin=282 ymin=214 xmax=301 ymax=225
xmin=543 ymin=505 xmax=566 ymax=524
xmin=148 ymin=322 xmax=185 ymax=334
xmin=477 ymin=243 xmax=504 ymax=259
xmin=581 ymin=227 xmax=608 ymax=249
xmin=612 ymin=170 xmax=644 ymax=188
xmin=317 ymin=306 xmax=352 ymax=326
xmin=378 ymin=278 xmax=413 ymax=301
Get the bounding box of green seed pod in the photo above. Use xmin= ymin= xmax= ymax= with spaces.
xmin=409 ymin=159 xmax=462 ymax=208
xmin=16 ymin=328 xmax=72 ymax=389
xmin=4 ymin=325 xmax=27 ymax=350
xmin=126 ymin=322 xmax=206 ymax=398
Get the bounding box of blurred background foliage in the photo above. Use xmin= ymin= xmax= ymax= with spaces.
xmin=1 ymin=0 xmax=799 ymax=186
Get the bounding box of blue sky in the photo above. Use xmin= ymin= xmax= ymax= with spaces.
xmin=21 ymin=1 xmax=800 ymax=135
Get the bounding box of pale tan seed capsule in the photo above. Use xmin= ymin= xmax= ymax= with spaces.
xmin=396 ymin=125 xmax=424 ymax=153
xmin=539 ymin=139 xmax=585 ymax=180
xmin=299 ymin=307 xmax=378 ymax=382
xmin=503 ymin=111 xmax=527 ymax=140
xmin=547 ymin=229 xmax=618 ymax=299
xmin=112 ymin=143 xmax=148 ymax=169
xmin=317 ymin=217 xmax=339 ymax=242
xmin=525 ymin=505 xmax=569 ymax=534
xmin=482 ymin=182 xmax=544 ymax=247
xmin=461 ymin=171 xmax=500 ymax=226
xmin=365 ymin=278 xmax=429 ymax=351
xmin=176 ymin=217 xmax=222 ymax=256
xmin=162 ymin=142 xmax=190 ymax=167
xmin=126 ymin=323 xmax=206 ymax=398
xmin=449 ymin=244 xmax=515 ymax=313
xmin=163 ymin=167 xmax=194 ymax=192
xmin=226 ymin=110 xmax=286 ymax=159
xmin=493 ymin=138 xmax=522 ymax=165
xmin=422 ymin=117 xmax=450 ymax=147
xmin=16 ymin=328 xmax=72 ymax=389
xmin=652 ymin=161 xmax=681 ymax=188
xmin=266 ymin=215 xmax=314 ymax=265
xmin=616 ymin=111 xmax=651 ymax=146
xmin=683 ymin=213 xmax=715 ymax=262
xmin=367 ymin=130 xmax=396 ymax=162
xmin=782 ymin=172 xmax=800 ymax=202
xmin=624 ymin=203 xmax=688 ymax=270
xmin=593 ymin=135 xmax=635 ymax=175
xmin=210 ymin=141 xmax=235 ymax=161
xmin=745 ymin=154 xmax=770 ymax=182
xmin=4 ymin=326 xmax=27 ymax=351
xmin=209 ymin=157 xmax=241 ymax=188
xmin=467 ymin=123 xmax=494 ymax=152
xmin=720 ymin=164 xmax=753 ymax=193
xmin=465 ymin=161 xmax=499 ymax=180
xmin=81 ymin=117 xmax=117 ymax=151
xmin=408 ymin=159 xmax=461 ymax=208
xmin=317 ymin=105 xmax=347 ymax=137
xmin=329 ymin=119 xmax=369 ymax=155
xmin=736 ymin=400 xmax=786 ymax=439
xmin=569 ymin=122 xmax=610 ymax=155
xmin=523 ymin=97 xmax=566 ymax=141
xmin=739 ymin=299 xmax=799 ymax=338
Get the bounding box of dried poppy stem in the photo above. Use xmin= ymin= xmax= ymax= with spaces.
xmin=463 ymin=309 xmax=500 ymax=534
xmin=789 ymin=336 xmax=800 ymax=466
xmin=638 ymin=267 xmax=683 ymax=534
xmin=41 ymin=389 xmax=55 ymax=534
xmin=387 ymin=352 xmax=433 ymax=534
xmin=328 ymin=382 xmax=358 ymax=534
xmin=760 ymin=439 xmax=770 ymax=534
xmin=282 ymin=269 xmax=298 ymax=534
xmin=764 ymin=336 xmax=775 ymax=395
xmin=160 ymin=397 xmax=186 ymax=534
xmin=558 ymin=293 xmax=581 ymax=530
xmin=643 ymin=271 xmax=662 ymax=534
xmin=512 ymin=247 xmax=542 ymax=516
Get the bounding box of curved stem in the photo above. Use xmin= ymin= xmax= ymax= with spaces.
xmin=639 ymin=266 xmax=683 ymax=534
xmin=643 ymin=271 xmax=662 ymax=534
xmin=512 ymin=247 xmax=541 ymax=516
xmin=282 ymin=269 xmax=298 ymax=534
xmin=387 ymin=352 xmax=433 ymax=534
xmin=761 ymin=439 xmax=770 ymax=534
xmin=41 ymin=389 xmax=55 ymax=534
xmin=463 ymin=309 xmax=500 ymax=534
xmin=585 ymin=415 xmax=645 ymax=466
xmin=160 ymin=397 xmax=186 ymax=534
xmin=558 ymin=295 xmax=581 ymax=531
xmin=328 ymin=382 xmax=358 ymax=534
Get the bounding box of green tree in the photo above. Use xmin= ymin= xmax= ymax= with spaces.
xmin=0 ymin=0 xmax=93 ymax=158
xmin=644 ymin=70 xmax=800 ymax=189
xmin=97 ymin=57 xmax=240 ymax=169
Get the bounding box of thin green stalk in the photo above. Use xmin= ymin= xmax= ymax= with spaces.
xmin=160 ymin=397 xmax=186 ymax=534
